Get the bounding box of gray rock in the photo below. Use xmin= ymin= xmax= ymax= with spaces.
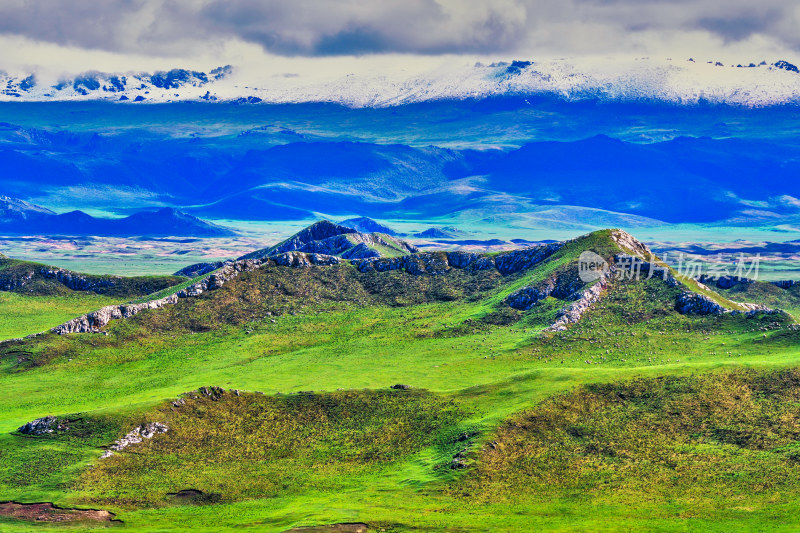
xmin=610 ymin=229 xmax=652 ymax=258
xmin=676 ymin=292 xmax=725 ymax=315
xmin=546 ymin=272 xmax=613 ymax=332
xmin=52 ymin=259 xmax=268 ymax=335
xmin=197 ymin=386 xmax=226 ymax=400
xmin=493 ymin=242 xmax=563 ymax=275
xmin=101 ymin=422 xmax=168 ymax=459
xmin=18 ymin=416 xmax=68 ymax=435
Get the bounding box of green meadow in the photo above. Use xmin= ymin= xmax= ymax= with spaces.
xmin=1 ymin=231 xmax=799 ymax=532
xmin=0 ymin=292 xmax=122 ymax=341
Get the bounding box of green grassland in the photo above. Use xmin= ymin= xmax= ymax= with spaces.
xmin=0 ymin=292 xmax=124 ymax=341
xmin=1 ymin=230 xmax=799 ymax=531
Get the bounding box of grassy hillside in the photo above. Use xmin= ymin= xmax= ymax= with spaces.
xmin=714 ymin=281 xmax=800 ymax=320
xmin=455 ymin=369 xmax=800 ymax=531
xmin=0 ymin=256 xmax=184 ymax=298
xmin=0 ymin=229 xmax=798 ymax=531
xmin=0 ymin=292 xmax=123 ymax=341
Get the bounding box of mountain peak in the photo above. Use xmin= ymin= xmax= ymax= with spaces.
xmin=297 ymin=220 xmax=359 ymax=242
xmin=240 ymin=220 xmax=415 ymax=261
xmin=0 ymin=195 xmax=55 ymax=222
xmin=609 ymin=229 xmax=652 ymax=258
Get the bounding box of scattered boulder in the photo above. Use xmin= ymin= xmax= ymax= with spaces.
xmin=166 ymin=489 xmax=221 ymax=504
xmin=17 ymin=416 xmax=68 ymax=435
xmin=197 ymin=386 xmax=226 ymax=400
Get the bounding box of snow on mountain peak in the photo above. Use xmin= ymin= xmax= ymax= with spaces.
xmin=1 ymin=58 xmax=799 ymax=107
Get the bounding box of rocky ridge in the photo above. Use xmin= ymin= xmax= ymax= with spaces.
xmin=47 ymin=242 xmax=568 ymax=336
xmin=50 ymin=259 xmax=266 ymax=334
xmin=31 ymin=228 xmax=788 ymax=338
xmin=0 ymin=260 xmax=180 ymax=296
xmin=545 ymin=268 xmax=615 ymax=332
xmin=676 ymin=291 xmax=779 ymax=317
xmin=354 ymin=243 xmax=564 ymax=276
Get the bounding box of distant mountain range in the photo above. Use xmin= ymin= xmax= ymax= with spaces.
xmin=2 ymin=97 xmax=800 ymax=236
xmin=2 ymin=58 xmax=800 ymax=107
xmin=0 ymin=197 xmax=234 ymax=237
xmin=3 ymin=119 xmax=800 ymax=228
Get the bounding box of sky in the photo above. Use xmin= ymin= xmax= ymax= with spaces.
xmin=0 ymin=0 xmax=798 ymax=76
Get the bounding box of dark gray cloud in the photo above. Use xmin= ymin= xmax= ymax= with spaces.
xmin=0 ymin=0 xmax=797 ymax=57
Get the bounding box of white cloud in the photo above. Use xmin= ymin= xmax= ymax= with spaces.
xmin=0 ymin=0 xmax=798 ymax=68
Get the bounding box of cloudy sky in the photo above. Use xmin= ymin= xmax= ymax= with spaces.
xmin=0 ymin=0 xmax=798 ymax=75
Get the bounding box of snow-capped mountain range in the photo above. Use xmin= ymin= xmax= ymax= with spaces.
xmin=2 ymin=57 xmax=800 ymax=107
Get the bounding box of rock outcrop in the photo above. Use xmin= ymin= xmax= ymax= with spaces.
xmin=174 ymin=261 xmax=228 ymax=277
xmin=493 ymin=243 xmax=564 ymax=275
xmin=51 ymin=259 xmax=265 ymax=334
xmin=273 ymin=252 xmax=342 ymax=268
xmin=17 ymin=416 xmax=68 ymax=435
xmin=100 ymin=422 xmax=168 ymax=459
xmin=676 ymin=292 xmax=725 ymax=315
xmin=52 ymin=295 xmax=181 ymax=334
xmin=49 ymin=252 xmax=351 ymax=335
xmin=0 ymin=260 xmax=179 ymax=296
xmin=696 ymin=274 xmax=753 ymax=290
xmin=0 ymin=270 xmax=33 ymax=291
xmin=610 ymin=229 xmax=652 ymax=258
xmin=546 ymin=277 xmax=612 ymax=332
xmin=676 ymin=291 xmax=780 ymax=317
xmin=354 ymin=242 xmax=564 ymax=276
xmin=39 ymin=268 xmax=119 ymax=292
xmin=506 ymin=272 xmax=585 ymax=311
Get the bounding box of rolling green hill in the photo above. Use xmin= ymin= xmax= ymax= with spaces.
xmin=0 ymin=227 xmax=798 ymax=532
